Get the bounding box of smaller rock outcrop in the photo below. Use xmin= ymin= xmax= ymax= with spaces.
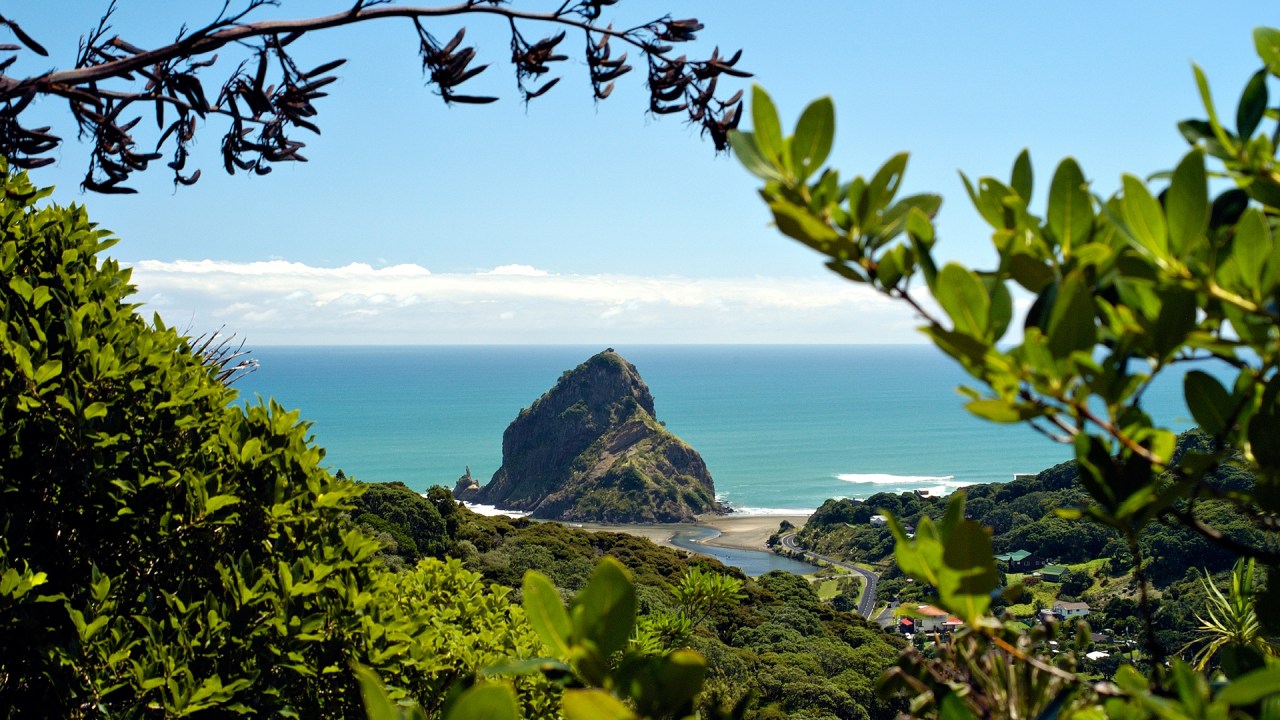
xmin=458 ymin=350 xmax=720 ymax=523
xmin=452 ymin=466 xmax=480 ymax=501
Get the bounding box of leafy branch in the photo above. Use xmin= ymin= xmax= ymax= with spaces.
xmin=0 ymin=1 xmax=748 ymax=193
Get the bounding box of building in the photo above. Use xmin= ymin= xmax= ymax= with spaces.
xmin=870 ymin=514 xmax=887 ymax=527
xmin=1053 ymin=601 xmax=1090 ymax=619
xmin=994 ymin=549 xmax=1037 ymax=572
xmin=1038 ymin=564 xmax=1069 ymax=582
xmin=907 ymin=604 xmax=961 ymax=633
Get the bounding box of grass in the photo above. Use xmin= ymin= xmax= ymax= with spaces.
xmin=816 ymin=579 xmax=841 ymax=601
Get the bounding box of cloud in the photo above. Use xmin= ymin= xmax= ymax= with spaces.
xmin=127 ymin=259 xmax=928 ymax=344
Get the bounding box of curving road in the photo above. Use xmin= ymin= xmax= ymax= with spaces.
xmin=780 ymin=533 xmax=879 ymax=619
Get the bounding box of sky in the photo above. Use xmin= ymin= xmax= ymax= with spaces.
xmin=11 ymin=2 xmax=1279 ymax=344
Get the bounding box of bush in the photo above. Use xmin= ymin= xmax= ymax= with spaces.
xmin=0 ymin=166 xmax=549 ymax=717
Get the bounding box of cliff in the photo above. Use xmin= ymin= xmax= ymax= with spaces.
xmin=454 ymin=350 xmax=720 ymax=523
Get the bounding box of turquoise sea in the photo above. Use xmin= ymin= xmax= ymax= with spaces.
xmin=232 ymin=345 xmax=1193 ymax=515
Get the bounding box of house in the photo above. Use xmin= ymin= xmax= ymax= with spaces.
xmin=994 ymin=549 xmax=1037 ymax=572
xmin=869 ymin=514 xmax=887 ymax=527
xmin=1053 ymin=601 xmax=1090 ymax=619
xmin=1038 ymin=564 xmax=1069 ymax=582
xmin=908 ymin=605 xmax=961 ymax=633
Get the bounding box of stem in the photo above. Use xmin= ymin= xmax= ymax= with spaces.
xmin=1124 ymin=528 xmax=1165 ymax=671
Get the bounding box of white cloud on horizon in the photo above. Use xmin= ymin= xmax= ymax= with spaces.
xmin=128 ymin=259 xmax=930 ymax=344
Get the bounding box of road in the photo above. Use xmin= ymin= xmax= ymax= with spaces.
xmin=780 ymin=533 xmax=879 ymax=619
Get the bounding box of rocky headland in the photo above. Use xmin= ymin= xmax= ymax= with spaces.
xmin=453 ymin=349 xmax=720 ymax=523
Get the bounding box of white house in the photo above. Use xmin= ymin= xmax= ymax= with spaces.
xmin=908 ymin=604 xmax=960 ymax=632
xmin=1053 ymin=601 xmax=1090 ymax=619
xmin=869 ymin=514 xmax=887 ymax=527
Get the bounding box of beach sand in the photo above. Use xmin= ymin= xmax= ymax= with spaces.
xmin=574 ymin=513 xmax=810 ymax=552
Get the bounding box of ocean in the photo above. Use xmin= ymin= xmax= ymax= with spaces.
xmin=230 ymin=345 xmax=1193 ymax=514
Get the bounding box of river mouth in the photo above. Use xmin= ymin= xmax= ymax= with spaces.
xmin=668 ymin=527 xmax=818 ymax=576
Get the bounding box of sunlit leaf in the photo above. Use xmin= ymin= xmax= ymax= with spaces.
xmin=1046 ymin=158 xmax=1091 ymax=252
xmin=750 ymin=85 xmax=785 ymax=167
xmin=1166 ymin=150 xmax=1208 ymax=258
xmin=562 ymin=689 xmax=635 ymax=720
xmin=522 ymin=571 xmax=572 ymax=657
xmin=791 ymin=96 xmax=835 ymax=181
xmin=1010 ymin=149 xmax=1033 ymax=202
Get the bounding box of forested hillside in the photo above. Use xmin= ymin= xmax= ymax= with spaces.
xmin=352 ymin=481 xmax=906 ymax=720
xmin=789 ymin=430 xmax=1273 ymax=656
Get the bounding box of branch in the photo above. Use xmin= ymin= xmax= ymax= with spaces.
xmin=0 ymin=1 xmax=748 ymax=192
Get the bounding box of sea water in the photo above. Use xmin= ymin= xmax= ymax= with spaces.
xmin=231 ymin=345 xmax=1194 ymax=514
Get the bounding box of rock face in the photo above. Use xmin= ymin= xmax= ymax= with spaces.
xmin=455 ymin=350 xmax=719 ymax=523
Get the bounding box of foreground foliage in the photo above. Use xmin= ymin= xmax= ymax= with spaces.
xmin=0 ymin=166 xmax=553 ymax=717
xmin=734 ymin=22 xmax=1280 ymax=720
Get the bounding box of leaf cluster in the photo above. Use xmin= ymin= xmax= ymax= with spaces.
xmin=0 ymin=1 xmax=748 ymax=192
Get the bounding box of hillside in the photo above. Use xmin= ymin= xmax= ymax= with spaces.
xmin=786 ymin=431 xmax=1274 ymax=655
xmin=454 ymin=350 xmax=720 ymax=523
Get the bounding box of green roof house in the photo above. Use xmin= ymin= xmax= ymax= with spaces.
xmin=1038 ymin=564 xmax=1069 ymax=582
xmin=994 ymin=549 xmax=1037 ymax=571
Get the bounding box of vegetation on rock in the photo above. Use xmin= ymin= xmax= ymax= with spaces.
xmin=456 ymin=351 xmax=719 ymax=523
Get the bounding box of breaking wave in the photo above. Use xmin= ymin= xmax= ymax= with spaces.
xmin=835 ymin=473 xmax=959 ymax=486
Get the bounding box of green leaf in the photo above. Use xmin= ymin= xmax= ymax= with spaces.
xmin=653 ymin=649 xmax=707 ymax=708
xmin=966 ymin=398 xmax=1030 ymax=423
xmin=1151 ymin=287 xmax=1197 ymax=357
xmin=84 ymin=402 xmax=108 ymax=420
xmin=8 ymin=275 xmax=33 ymax=301
xmin=1046 ymin=271 xmax=1096 ymax=357
xmin=33 ymin=360 xmax=61 ymax=386
xmin=1215 ymin=666 xmax=1280 ymax=705
xmin=1235 ymin=207 xmax=1271 ymax=290
xmin=205 ymin=494 xmax=241 ymax=515
xmin=865 ymin=153 xmax=909 ymax=215
xmin=940 ymin=519 xmax=996 ymax=624
xmin=750 ymin=85 xmax=785 ymax=167
xmin=1237 ymin=69 xmax=1269 ymax=138
xmin=938 ymin=693 xmax=978 ymax=720
xmin=728 ymin=131 xmax=782 ymax=181
xmin=790 ymin=96 xmax=835 ymax=181
xmin=769 ymin=198 xmax=840 ymax=249
xmin=240 ymin=437 xmax=261 ymax=463
xmin=1011 ymin=149 xmax=1033 ymax=202
xmin=1166 ymin=150 xmax=1208 ymax=258
xmin=1255 ymin=27 xmax=1280 ymax=76
xmin=1121 ymin=174 xmax=1169 ymax=259
xmin=445 ymin=684 xmax=520 ymax=720
xmin=1047 ymin=158 xmax=1092 ymax=252
xmin=1007 ymin=253 xmax=1054 ymax=293
xmin=572 ymin=557 xmax=635 ymax=659
xmin=1193 ymin=64 xmax=1237 ymax=152
xmin=934 ymin=264 xmax=990 ymax=337
xmin=562 ymin=689 xmax=635 ymax=720
xmin=522 ymin=571 xmax=572 ymax=657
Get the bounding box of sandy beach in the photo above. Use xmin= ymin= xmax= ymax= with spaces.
xmin=576 ymin=513 xmax=810 ymax=552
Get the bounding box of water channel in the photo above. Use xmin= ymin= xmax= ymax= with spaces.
xmin=667 ymin=527 xmax=817 ymax=576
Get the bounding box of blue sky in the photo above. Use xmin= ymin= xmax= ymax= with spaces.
xmin=14 ymin=2 xmax=1278 ymax=343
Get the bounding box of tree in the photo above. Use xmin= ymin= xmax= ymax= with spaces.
xmin=732 ymin=24 xmax=1280 ymax=718
xmin=0 ymin=164 xmax=562 ymax=716
xmin=0 ymin=1 xmax=746 ymax=192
